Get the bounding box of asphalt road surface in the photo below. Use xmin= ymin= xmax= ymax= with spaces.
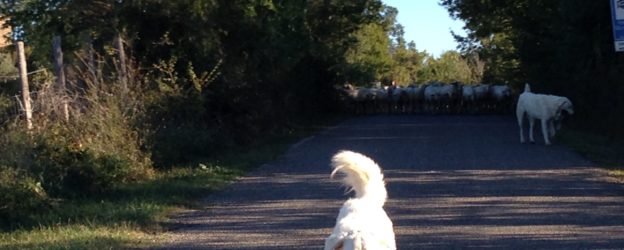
xmin=156 ymin=115 xmax=624 ymax=249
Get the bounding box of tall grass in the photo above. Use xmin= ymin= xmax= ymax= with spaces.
xmin=0 ymin=224 xmax=152 ymax=250
xmin=558 ymin=129 xmax=624 ymax=167
xmin=558 ymin=129 xmax=624 ymax=180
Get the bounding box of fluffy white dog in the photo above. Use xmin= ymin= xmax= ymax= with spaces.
xmin=516 ymin=84 xmax=574 ymax=145
xmin=324 ymin=150 xmax=396 ymax=250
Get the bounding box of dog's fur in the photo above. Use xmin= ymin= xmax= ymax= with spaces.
xmin=516 ymin=84 xmax=574 ymax=145
xmin=324 ymin=151 xmax=396 ymax=250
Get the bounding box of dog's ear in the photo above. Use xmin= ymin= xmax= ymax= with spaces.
xmin=559 ymin=98 xmax=573 ymax=114
xmin=556 ymin=98 xmax=572 ymax=113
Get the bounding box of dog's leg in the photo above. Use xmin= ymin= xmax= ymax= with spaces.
xmin=325 ymin=235 xmax=343 ymax=250
xmin=541 ymin=119 xmax=551 ymax=145
xmin=548 ymin=120 xmax=556 ymax=138
xmin=517 ymin=110 xmax=525 ymax=143
xmin=342 ymin=234 xmax=362 ymax=250
xmin=529 ymin=118 xmax=536 ymax=143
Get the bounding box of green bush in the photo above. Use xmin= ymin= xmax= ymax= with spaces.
xmin=0 ymin=93 xmax=16 ymax=123
xmin=0 ymin=167 xmax=49 ymax=229
xmin=30 ymin=141 xmax=140 ymax=197
xmin=0 ymin=82 xmax=153 ymax=201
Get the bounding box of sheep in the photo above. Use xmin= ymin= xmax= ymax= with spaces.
xmin=372 ymin=87 xmax=390 ymax=113
xmin=425 ymin=82 xmax=459 ymax=114
xmin=460 ymin=85 xmax=476 ymax=113
xmin=337 ymin=84 xmax=382 ymax=114
xmin=388 ymin=86 xmax=410 ymax=114
xmin=489 ymin=84 xmax=513 ymax=113
xmin=405 ymin=84 xmax=425 ymax=113
xmin=473 ymin=84 xmax=491 ymax=113
xmin=490 ymin=84 xmax=511 ymax=101
xmin=338 ymin=82 xmax=518 ymax=115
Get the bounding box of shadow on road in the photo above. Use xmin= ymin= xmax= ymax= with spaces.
xmin=158 ymin=115 xmax=624 ymax=249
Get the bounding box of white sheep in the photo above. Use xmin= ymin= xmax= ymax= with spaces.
xmin=473 ymin=84 xmax=491 ymax=113
xmin=461 ymin=85 xmax=476 ymax=113
xmin=388 ymin=86 xmax=410 ymax=113
xmin=424 ymin=82 xmax=458 ymax=113
xmin=405 ymin=84 xmax=425 ymax=113
xmin=489 ymin=84 xmax=512 ymax=113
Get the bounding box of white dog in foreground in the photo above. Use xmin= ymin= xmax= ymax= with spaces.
xmin=324 ymin=150 xmax=396 ymax=250
xmin=516 ymin=84 xmax=574 ymax=145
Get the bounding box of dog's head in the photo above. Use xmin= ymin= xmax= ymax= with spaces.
xmin=554 ymin=97 xmax=574 ymax=129
xmin=557 ymin=97 xmax=574 ymax=115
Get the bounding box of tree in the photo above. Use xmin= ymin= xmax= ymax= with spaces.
xmin=343 ymin=22 xmax=392 ymax=84
xmin=422 ymin=51 xmax=473 ymax=83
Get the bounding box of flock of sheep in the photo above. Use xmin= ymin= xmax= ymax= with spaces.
xmin=338 ymin=82 xmax=515 ymax=115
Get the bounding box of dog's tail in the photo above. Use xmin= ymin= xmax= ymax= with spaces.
xmin=331 ymin=150 xmax=387 ymax=205
xmin=524 ymin=83 xmax=531 ymax=93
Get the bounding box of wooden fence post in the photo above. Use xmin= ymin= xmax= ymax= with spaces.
xmin=16 ymin=41 xmax=32 ymax=130
xmin=86 ymin=35 xmax=98 ymax=86
xmin=52 ymin=35 xmax=69 ymax=121
xmin=114 ymin=33 xmax=128 ymax=91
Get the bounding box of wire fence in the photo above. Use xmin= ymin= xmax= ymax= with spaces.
xmin=0 ymin=68 xmax=47 ymax=83
xmin=1 ymin=68 xmax=50 ymax=122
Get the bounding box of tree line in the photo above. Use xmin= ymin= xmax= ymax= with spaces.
xmin=1 ymin=0 xmax=620 ymax=168
xmin=0 ymin=0 xmax=484 ymax=165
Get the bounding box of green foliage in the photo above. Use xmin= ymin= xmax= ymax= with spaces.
xmin=0 ymin=53 xmax=153 ymax=229
xmin=0 ymin=166 xmax=49 ymax=229
xmin=0 ymin=52 xmax=17 ymax=77
xmin=0 ymin=93 xmax=13 ymax=122
xmin=344 ymin=22 xmax=393 ymax=84
xmin=0 ymin=84 xmax=153 ymax=229
xmin=0 ymin=115 xmax=313 ymax=247
xmin=422 ymin=51 xmax=476 ymax=83
xmin=339 ymin=4 xmax=482 ymax=86
xmin=30 ymin=138 xmax=138 ymax=197
xmin=0 ymin=120 xmax=150 ymax=199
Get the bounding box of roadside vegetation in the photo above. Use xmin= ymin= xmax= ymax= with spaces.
xmin=558 ymin=130 xmax=624 ymax=180
xmin=0 ymin=0 xmax=622 ymax=249
xmin=0 ymin=75 xmax=333 ymax=248
xmin=0 ymin=147 xmax=297 ymax=249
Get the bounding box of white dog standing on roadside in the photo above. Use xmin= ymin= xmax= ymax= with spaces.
xmin=324 ymin=150 xmax=396 ymax=250
xmin=516 ymin=84 xmax=574 ymax=145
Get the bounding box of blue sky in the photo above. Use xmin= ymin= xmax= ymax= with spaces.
xmin=383 ymin=0 xmax=467 ymax=57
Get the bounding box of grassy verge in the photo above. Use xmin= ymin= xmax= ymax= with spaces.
xmin=0 ymin=116 xmax=344 ymax=250
xmin=0 ymin=160 xmax=243 ymax=249
xmin=558 ymin=129 xmax=624 ymax=179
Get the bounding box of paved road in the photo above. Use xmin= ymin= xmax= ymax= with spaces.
xmin=157 ymin=115 xmax=624 ymax=249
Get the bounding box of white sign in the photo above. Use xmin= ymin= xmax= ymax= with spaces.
xmin=611 ymin=0 xmax=624 ymax=51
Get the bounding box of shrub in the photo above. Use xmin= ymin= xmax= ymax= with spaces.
xmin=0 ymin=167 xmax=49 ymax=229
xmin=0 ymin=75 xmax=153 ymax=200
xmin=0 ymin=94 xmax=14 ymax=122
xmin=30 ymin=139 xmax=143 ymax=197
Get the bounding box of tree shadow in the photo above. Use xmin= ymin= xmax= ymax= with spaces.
xmin=157 ymin=115 xmax=624 ymax=249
